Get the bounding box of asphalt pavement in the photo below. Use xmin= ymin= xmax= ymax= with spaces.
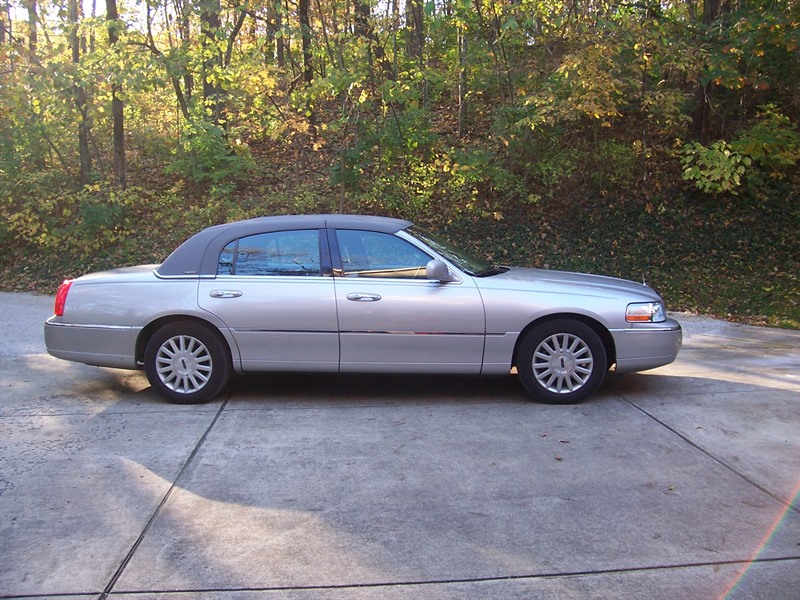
xmin=0 ymin=291 xmax=798 ymax=599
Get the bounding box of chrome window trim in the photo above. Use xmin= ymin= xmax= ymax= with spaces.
xmin=212 ymin=274 xmax=331 ymax=281
xmin=152 ymin=270 xmax=208 ymax=280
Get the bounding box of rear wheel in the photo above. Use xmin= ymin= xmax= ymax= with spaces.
xmin=517 ymin=319 xmax=607 ymax=404
xmin=144 ymin=321 xmax=231 ymax=404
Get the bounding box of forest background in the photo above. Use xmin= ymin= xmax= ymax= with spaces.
xmin=1 ymin=0 xmax=798 ymax=326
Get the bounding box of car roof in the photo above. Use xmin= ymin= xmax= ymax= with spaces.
xmin=156 ymin=214 xmax=413 ymax=277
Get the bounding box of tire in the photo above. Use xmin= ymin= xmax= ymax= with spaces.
xmin=517 ymin=319 xmax=608 ymax=405
xmin=144 ymin=321 xmax=231 ymax=404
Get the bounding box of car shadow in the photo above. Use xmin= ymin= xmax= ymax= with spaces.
xmin=225 ymin=371 xmax=526 ymax=406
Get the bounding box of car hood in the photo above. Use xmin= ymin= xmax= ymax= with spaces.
xmin=476 ymin=267 xmax=662 ymax=301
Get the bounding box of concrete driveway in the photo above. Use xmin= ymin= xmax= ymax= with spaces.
xmin=1 ymin=291 xmax=798 ymax=599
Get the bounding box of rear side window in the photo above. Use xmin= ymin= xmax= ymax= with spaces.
xmin=218 ymin=230 xmax=321 ymax=276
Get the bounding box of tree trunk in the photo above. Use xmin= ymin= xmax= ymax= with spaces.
xmin=354 ymin=0 xmax=394 ymax=85
xmin=142 ymin=5 xmax=191 ymax=123
xmin=70 ymin=0 xmax=92 ymax=185
xmin=106 ymin=0 xmax=125 ymax=189
xmin=299 ymin=0 xmax=316 ymax=136
xmin=458 ymin=27 xmax=468 ymax=138
xmin=177 ymin=0 xmax=193 ymax=102
xmin=200 ymin=0 xmax=224 ymax=126
xmin=24 ymin=0 xmax=37 ymax=55
xmin=0 ymin=4 xmax=6 ymax=45
xmin=406 ymin=0 xmax=424 ymax=65
xmin=314 ymin=0 xmax=335 ymax=71
xmin=692 ymin=0 xmax=729 ymax=141
xmin=22 ymin=0 xmax=49 ymax=169
xmin=703 ymin=0 xmax=721 ymax=27
xmin=276 ymin=2 xmax=285 ymax=68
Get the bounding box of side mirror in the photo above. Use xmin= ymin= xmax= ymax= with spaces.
xmin=426 ymin=259 xmax=455 ymax=282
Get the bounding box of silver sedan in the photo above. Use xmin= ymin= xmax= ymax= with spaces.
xmin=45 ymin=214 xmax=681 ymax=404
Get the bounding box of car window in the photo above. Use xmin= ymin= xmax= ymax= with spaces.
xmin=218 ymin=230 xmax=321 ymax=276
xmin=335 ymin=230 xmax=431 ymax=279
xmin=406 ymin=225 xmax=494 ymax=276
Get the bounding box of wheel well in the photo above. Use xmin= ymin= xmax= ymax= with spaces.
xmin=512 ymin=314 xmax=616 ymax=371
xmin=135 ymin=315 xmax=229 ymax=367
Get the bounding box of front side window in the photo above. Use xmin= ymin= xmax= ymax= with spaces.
xmin=336 ymin=230 xmax=431 ymax=279
xmin=217 ymin=230 xmax=321 ymax=276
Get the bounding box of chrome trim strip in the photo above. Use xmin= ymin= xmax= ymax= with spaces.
xmin=341 ymin=330 xmax=493 ymax=336
xmin=622 ymin=325 xmax=682 ymax=332
xmin=46 ymin=322 xmax=133 ymax=331
xmin=48 ymin=323 xmax=505 ymax=337
xmin=230 ymin=329 xmax=496 ymax=336
xmin=608 ymin=324 xmax=681 ymax=333
xmin=152 ymin=269 xmax=209 ymax=280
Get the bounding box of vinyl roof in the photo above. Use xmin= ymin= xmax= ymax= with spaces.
xmin=156 ymin=214 xmax=412 ymax=277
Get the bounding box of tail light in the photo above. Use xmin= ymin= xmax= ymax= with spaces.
xmin=54 ymin=280 xmax=73 ymax=317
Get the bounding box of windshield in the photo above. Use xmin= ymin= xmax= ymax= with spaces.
xmin=406 ymin=226 xmax=498 ymax=276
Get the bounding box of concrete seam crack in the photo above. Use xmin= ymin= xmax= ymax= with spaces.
xmin=97 ymin=395 xmax=231 ymax=600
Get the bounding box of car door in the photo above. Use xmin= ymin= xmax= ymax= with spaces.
xmin=331 ymin=228 xmax=486 ymax=373
xmin=198 ymin=228 xmax=339 ymax=372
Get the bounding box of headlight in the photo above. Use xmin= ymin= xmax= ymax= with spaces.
xmin=626 ymin=301 xmax=666 ymax=323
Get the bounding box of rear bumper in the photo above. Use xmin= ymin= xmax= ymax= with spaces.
xmin=44 ymin=318 xmax=140 ymax=369
xmin=611 ymin=318 xmax=682 ymax=373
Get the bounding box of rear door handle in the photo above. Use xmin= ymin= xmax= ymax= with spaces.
xmin=209 ymin=290 xmax=243 ymax=298
xmin=346 ymin=292 xmax=381 ymax=302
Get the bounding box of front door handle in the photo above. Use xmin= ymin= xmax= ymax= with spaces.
xmin=209 ymin=290 xmax=243 ymax=298
xmin=346 ymin=292 xmax=382 ymax=302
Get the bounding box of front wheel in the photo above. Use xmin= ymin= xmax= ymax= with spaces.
xmin=517 ymin=319 xmax=608 ymax=405
xmin=144 ymin=321 xmax=231 ymax=404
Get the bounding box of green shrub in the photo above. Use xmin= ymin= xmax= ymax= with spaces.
xmin=680 ymin=105 xmax=799 ymax=197
xmin=167 ymin=117 xmax=255 ymax=185
xmin=733 ymin=105 xmax=800 ymax=179
xmin=591 ymin=141 xmax=639 ymax=190
xmin=680 ymin=140 xmax=751 ymax=195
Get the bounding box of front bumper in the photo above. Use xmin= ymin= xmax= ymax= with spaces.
xmin=611 ymin=317 xmax=682 ymax=373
